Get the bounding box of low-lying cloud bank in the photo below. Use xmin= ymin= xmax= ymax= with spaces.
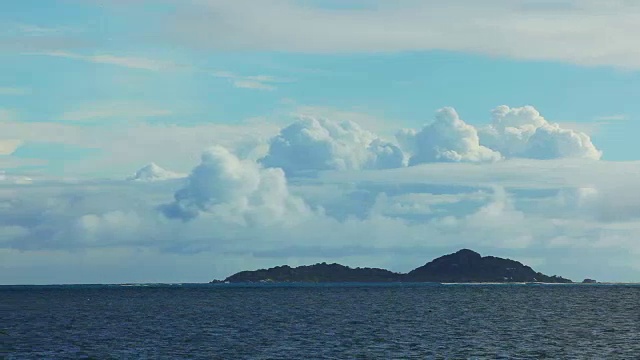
xmin=2 ymin=155 xmax=640 ymax=283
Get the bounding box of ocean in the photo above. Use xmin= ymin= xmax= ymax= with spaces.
xmin=2 ymin=283 xmax=640 ymax=359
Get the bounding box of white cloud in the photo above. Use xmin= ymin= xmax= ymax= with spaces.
xmin=387 ymin=105 xmax=600 ymax=165
xmin=165 ymin=0 xmax=640 ymax=68
xmin=398 ymin=107 xmax=502 ymax=164
xmin=127 ymin=163 xmax=186 ymax=182
xmin=526 ymin=123 xmax=602 ymax=160
xmin=291 ymin=105 xmax=407 ymax=139
xmin=161 ymin=146 xmax=311 ymax=224
xmin=260 ymin=116 xmax=404 ymax=174
xmin=479 ymin=105 xmax=601 ymax=160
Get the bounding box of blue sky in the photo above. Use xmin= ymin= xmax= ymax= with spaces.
xmin=2 ymin=0 xmax=640 ymax=284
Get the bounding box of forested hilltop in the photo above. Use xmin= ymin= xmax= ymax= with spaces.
xmin=212 ymin=249 xmax=572 ymax=284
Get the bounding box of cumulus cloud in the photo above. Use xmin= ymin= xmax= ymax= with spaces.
xmin=398 ymin=107 xmax=502 ymax=165
xmin=397 ymin=106 xmax=600 ymax=164
xmin=479 ymin=105 xmax=601 ymax=160
xmin=127 ymin=163 xmax=185 ymax=182
xmin=260 ymin=116 xmax=404 ymax=174
xmin=161 ymin=146 xmax=311 ymax=224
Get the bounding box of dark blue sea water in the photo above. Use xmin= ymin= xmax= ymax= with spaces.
xmin=2 ymin=283 xmax=640 ymax=359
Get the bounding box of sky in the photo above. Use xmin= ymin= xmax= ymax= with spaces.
xmin=2 ymin=0 xmax=640 ymax=284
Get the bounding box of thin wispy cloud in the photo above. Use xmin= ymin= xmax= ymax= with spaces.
xmin=232 ymin=79 xmax=276 ymax=91
xmin=14 ymin=24 xmax=75 ymax=37
xmin=0 ymin=22 xmax=88 ymax=51
xmin=2 ymin=22 xmax=76 ymax=37
xmin=59 ymin=101 xmax=173 ymax=121
xmin=0 ymin=87 xmax=30 ymax=96
xmin=211 ymin=71 xmax=288 ymax=91
xmin=42 ymin=51 xmax=178 ymax=71
xmin=595 ymin=114 xmax=629 ymax=122
xmin=36 ymin=52 xmax=286 ymax=90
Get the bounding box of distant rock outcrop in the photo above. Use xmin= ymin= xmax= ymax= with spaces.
xmin=127 ymin=163 xmax=185 ymax=182
xmin=215 ymin=249 xmax=573 ymax=284
xmin=582 ymin=278 xmax=597 ymax=284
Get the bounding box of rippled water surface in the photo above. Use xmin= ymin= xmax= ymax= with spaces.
xmin=2 ymin=284 xmax=640 ymax=359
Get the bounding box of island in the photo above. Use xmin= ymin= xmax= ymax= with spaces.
xmin=211 ymin=249 xmax=573 ymax=284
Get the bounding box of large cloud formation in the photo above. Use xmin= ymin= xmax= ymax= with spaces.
xmin=398 ymin=107 xmax=502 ymax=165
xmin=397 ymin=105 xmax=601 ymax=166
xmin=260 ymin=116 xmax=404 ymax=174
xmin=161 ymin=146 xmax=310 ymax=224
xmin=479 ymin=105 xmax=601 ymax=160
xmin=259 ymin=106 xmax=601 ymax=175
